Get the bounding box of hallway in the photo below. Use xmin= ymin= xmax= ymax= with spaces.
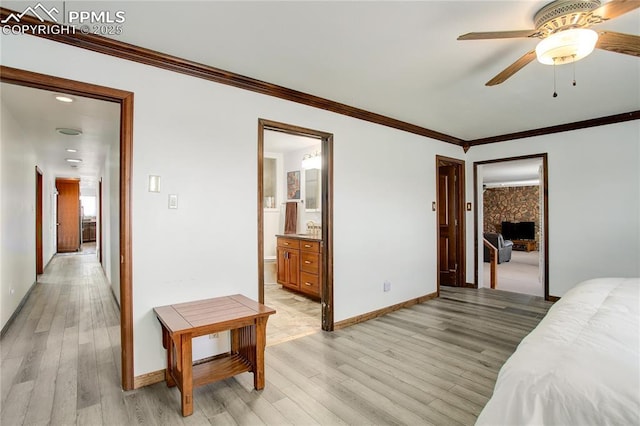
xmin=0 ymin=252 xmax=123 ymax=425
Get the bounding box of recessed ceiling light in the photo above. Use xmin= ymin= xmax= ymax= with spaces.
xmin=66 ymin=158 xmax=83 ymax=163
xmin=56 ymin=128 xmax=82 ymax=136
xmin=66 ymin=148 xmax=78 ymax=153
xmin=55 ymin=95 xmax=74 ymax=103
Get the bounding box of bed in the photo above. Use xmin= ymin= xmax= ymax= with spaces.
xmin=476 ymin=277 xmax=640 ymax=425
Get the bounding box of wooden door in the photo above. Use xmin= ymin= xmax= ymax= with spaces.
xmin=56 ymin=178 xmax=80 ymax=253
xmin=35 ymin=168 xmax=43 ymax=274
xmin=439 ymin=165 xmax=457 ymax=285
xmin=437 ymin=157 xmax=465 ymax=287
xmin=98 ymin=179 xmax=103 ymax=266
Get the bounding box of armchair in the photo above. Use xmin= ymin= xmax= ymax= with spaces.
xmin=484 ymin=233 xmax=513 ymax=264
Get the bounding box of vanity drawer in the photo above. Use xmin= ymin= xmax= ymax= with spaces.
xmin=300 ymin=252 xmax=320 ymax=274
xmin=300 ymin=240 xmax=321 ymax=253
xmin=277 ymin=237 xmax=300 ymax=249
xmin=300 ymin=272 xmax=320 ymax=296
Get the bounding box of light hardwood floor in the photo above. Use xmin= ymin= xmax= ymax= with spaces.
xmin=1 ymin=252 xmax=553 ymax=425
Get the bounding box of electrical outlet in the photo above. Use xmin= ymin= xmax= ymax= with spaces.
xmin=209 ymin=333 xmax=219 ymax=339
xmin=383 ymin=281 xmax=391 ymax=292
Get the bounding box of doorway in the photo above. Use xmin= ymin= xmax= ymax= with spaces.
xmin=0 ymin=65 xmax=135 ymax=390
xmin=258 ymin=119 xmax=334 ymax=336
xmin=56 ymin=178 xmax=81 ymax=253
xmin=436 ymin=156 xmax=466 ymax=290
xmin=474 ymin=154 xmax=549 ymax=300
xmin=35 ymin=167 xmax=44 ymax=275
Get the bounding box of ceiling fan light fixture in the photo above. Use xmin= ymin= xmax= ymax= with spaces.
xmin=535 ymin=28 xmax=599 ymax=65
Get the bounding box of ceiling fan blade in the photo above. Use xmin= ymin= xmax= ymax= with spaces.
xmin=486 ymin=50 xmax=537 ymax=86
xmin=589 ymin=0 xmax=640 ymax=21
xmin=596 ymin=31 xmax=640 ymax=57
xmin=458 ymin=30 xmax=539 ymax=40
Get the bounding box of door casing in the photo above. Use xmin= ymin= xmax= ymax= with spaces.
xmin=257 ymin=119 xmax=334 ymax=331
xmin=0 ymin=65 xmax=135 ymax=390
xmin=35 ymin=167 xmax=44 ymax=275
xmin=473 ymin=153 xmax=550 ymax=300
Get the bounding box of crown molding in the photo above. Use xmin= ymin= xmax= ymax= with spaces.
xmin=1 ymin=7 xmax=637 ymax=149
xmin=0 ymin=7 xmax=463 ymax=146
xmin=468 ymin=111 xmax=640 ymax=147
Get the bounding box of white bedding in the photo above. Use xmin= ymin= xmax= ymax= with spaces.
xmin=476 ymin=277 xmax=640 ymax=426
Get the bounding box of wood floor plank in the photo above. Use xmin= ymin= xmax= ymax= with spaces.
xmin=123 ymin=389 xmax=158 ymax=425
xmin=267 ymin=351 xmax=366 ymax=425
xmin=272 ymin=396 xmax=320 ymax=426
xmin=0 ymin=380 xmax=34 ymax=426
xmin=50 ymin=325 xmax=79 ymax=425
xmin=207 ymin=380 xmax=265 ymax=425
xmin=223 ymin=377 xmax=291 ymax=425
xmin=0 ymin=355 xmax=22 ymax=407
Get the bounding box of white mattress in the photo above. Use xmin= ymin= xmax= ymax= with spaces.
xmin=476 ymin=277 xmax=640 ymax=426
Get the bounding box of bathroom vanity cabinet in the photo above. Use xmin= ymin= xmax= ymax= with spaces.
xmin=276 ymin=235 xmax=321 ymax=298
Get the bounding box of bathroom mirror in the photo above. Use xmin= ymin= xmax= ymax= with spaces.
xmin=304 ymin=168 xmax=320 ymax=212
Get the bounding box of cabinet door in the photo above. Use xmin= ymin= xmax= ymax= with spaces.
xmin=277 ymin=247 xmax=300 ymax=289
xmin=287 ymin=249 xmax=300 ymax=288
xmin=277 ymin=247 xmax=288 ymax=285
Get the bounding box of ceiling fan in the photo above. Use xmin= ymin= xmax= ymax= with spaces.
xmin=458 ymin=0 xmax=640 ymax=86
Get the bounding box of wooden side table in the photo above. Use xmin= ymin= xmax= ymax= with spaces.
xmin=154 ymin=294 xmax=276 ymax=416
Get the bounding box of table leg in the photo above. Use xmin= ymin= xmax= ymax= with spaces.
xmin=162 ymin=328 xmax=176 ymax=387
xmin=180 ymin=334 xmax=193 ymax=416
xmin=254 ymin=316 xmax=267 ymax=390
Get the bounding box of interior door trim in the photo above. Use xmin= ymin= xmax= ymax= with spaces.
xmin=35 ymin=166 xmax=43 ymax=275
xmin=0 ymin=65 xmax=136 ymax=390
xmin=473 ymin=153 xmax=550 ymax=300
xmin=257 ymin=119 xmax=334 ymax=331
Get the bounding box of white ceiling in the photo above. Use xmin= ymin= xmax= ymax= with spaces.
xmin=0 ymin=83 xmax=120 ymax=194
xmin=482 ymin=158 xmax=543 ymax=186
xmin=1 ymin=0 xmax=638 ymax=185
xmin=264 ymin=130 xmax=320 ymax=153
xmin=27 ymin=0 xmax=636 ymax=141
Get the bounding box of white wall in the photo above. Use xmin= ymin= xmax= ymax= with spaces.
xmin=0 ymin=100 xmax=36 ymax=329
xmin=42 ymin=172 xmax=56 ymax=267
xmin=466 ymin=122 xmax=640 ymax=296
xmin=1 ymin=34 xmax=464 ymax=375
xmin=99 ymin=143 xmax=121 ymax=304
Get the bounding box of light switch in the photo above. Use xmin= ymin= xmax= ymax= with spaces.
xmin=148 ymin=175 xmax=160 ymax=192
xmin=168 ymin=194 xmax=178 ymax=209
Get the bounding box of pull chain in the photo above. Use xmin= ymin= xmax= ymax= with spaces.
xmin=572 ymin=54 xmax=577 ymax=86
xmin=552 ymin=58 xmax=558 ymax=98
